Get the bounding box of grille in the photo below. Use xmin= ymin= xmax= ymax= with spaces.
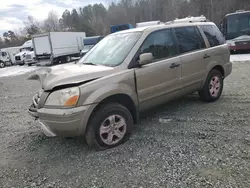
xmin=235 ymin=41 xmax=250 ymax=46
xmin=26 ymin=54 xmax=32 ymax=60
xmin=15 ymin=56 xmax=21 ymax=61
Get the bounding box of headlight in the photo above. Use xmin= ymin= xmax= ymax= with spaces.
xmin=45 ymin=87 xmax=80 ymax=107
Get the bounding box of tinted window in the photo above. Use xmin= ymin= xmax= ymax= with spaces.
xmin=174 ymin=26 xmax=206 ymax=54
xmin=140 ymin=29 xmax=178 ymax=61
xmin=200 ymin=25 xmax=225 ymax=47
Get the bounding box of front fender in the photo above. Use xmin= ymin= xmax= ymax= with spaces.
xmin=79 ymin=82 xmax=138 ymax=106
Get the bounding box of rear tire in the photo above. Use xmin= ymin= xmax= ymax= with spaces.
xmin=199 ymin=69 xmax=223 ymax=102
xmin=0 ymin=61 xmax=5 ymax=68
xmin=85 ymin=103 xmax=133 ymax=150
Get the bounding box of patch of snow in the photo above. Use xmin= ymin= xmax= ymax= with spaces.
xmin=230 ymin=54 xmax=250 ymax=62
xmin=0 ymin=65 xmax=39 ymax=78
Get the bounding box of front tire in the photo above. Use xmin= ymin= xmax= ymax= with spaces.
xmin=0 ymin=61 xmax=5 ymax=68
xmin=199 ymin=69 xmax=223 ymax=102
xmin=85 ymin=103 xmax=133 ymax=150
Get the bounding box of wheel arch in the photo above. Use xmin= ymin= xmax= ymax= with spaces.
xmin=211 ymin=65 xmax=225 ymax=78
xmin=89 ymin=94 xmax=138 ymax=125
xmin=200 ymin=64 xmax=225 ymax=89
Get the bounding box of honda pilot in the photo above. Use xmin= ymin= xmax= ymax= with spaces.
xmin=28 ymin=21 xmax=232 ymax=150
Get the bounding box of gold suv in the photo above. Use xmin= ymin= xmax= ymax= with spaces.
xmin=29 ymin=21 xmax=232 ymax=150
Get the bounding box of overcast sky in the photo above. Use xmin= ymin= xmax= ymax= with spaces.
xmin=0 ymin=0 xmax=105 ymax=35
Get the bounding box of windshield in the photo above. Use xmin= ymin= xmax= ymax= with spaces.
xmin=226 ymin=13 xmax=250 ymax=40
xmin=20 ymin=47 xmax=32 ymax=52
xmin=79 ymin=32 xmax=141 ymax=67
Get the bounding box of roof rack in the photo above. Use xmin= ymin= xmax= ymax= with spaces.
xmin=165 ymin=16 xmax=209 ymax=25
xmin=236 ymin=10 xmax=245 ymax=13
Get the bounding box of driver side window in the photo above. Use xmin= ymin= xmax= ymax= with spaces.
xmin=140 ymin=29 xmax=178 ymax=63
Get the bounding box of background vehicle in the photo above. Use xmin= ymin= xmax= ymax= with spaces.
xmin=29 ymin=20 xmax=232 ymax=150
xmin=15 ymin=40 xmax=33 ymax=66
xmin=0 ymin=46 xmax=21 ymax=68
xmin=136 ymin=20 xmax=163 ymax=28
xmin=110 ymin=24 xmax=133 ymax=33
xmin=220 ymin=10 xmax=250 ymax=53
xmin=25 ymin=51 xmax=36 ymax=66
xmin=80 ymin=36 xmax=104 ymax=57
xmin=32 ymin=32 xmax=86 ymax=65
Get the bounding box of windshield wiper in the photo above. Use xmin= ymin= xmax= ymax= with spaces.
xmin=83 ymin=62 xmax=97 ymax=66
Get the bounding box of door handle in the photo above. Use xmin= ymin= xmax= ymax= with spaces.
xmin=203 ymin=54 xmax=211 ymax=59
xmin=170 ymin=63 xmax=180 ymax=69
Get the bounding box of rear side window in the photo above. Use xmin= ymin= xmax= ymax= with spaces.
xmin=200 ymin=25 xmax=226 ymax=47
xmin=140 ymin=29 xmax=178 ymax=61
xmin=174 ymin=26 xmax=206 ymax=54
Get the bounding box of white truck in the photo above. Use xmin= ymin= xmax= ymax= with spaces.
xmin=15 ymin=40 xmax=33 ymax=66
xmin=25 ymin=51 xmax=36 ymax=66
xmin=32 ymin=32 xmax=86 ymax=65
xmin=0 ymin=46 xmax=21 ymax=68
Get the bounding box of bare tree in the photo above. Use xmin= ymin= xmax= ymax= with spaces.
xmin=42 ymin=11 xmax=61 ymax=32
xmin=23 ymin=16 xmax=41 ymax=37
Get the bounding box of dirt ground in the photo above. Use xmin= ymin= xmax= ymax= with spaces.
xmin=0 ymin=61 xmax=250 ymax=188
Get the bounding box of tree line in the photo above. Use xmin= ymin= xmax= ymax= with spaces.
xmin=1 ymin=0 xmax=250 ymax=48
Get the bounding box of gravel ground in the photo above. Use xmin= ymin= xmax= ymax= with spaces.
xmin=0 ymin=62 xmax=250 ymax=188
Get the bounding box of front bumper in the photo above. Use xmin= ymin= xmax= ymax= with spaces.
xmin=25 ymin=59 xmax=37 ymax=64
xmin=15 ymin=60 xmax=24 ymax=65
xmin=28 ymin=105 xmax=93 ymax=137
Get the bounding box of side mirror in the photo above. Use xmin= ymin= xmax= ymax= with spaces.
xmin=139 ymin=53 xmax=153 ymax=66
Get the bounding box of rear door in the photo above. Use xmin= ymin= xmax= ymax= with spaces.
xmin=173 ymin=26 xmax=207 ymax=91
xmin=134 ymin=29 xmax=181 ymax=110
xmin=199 ymin=24 xmax=229 ymax=68
xmin=33 ymin=35 xmax=51 ymax=55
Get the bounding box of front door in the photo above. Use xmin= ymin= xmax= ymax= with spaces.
xmin=134 ymin=29 xmax=181 ymax=110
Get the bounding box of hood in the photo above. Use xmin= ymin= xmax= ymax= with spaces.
xmin=26 ymin=51 xmax=35 ymax=55
xmin=15 ymin=51 xmax=28 ymax=57
xmin=232 ymin=35 xmax=250 ymax=41
xmin=28 ymin=63 xmax=115 ymax=91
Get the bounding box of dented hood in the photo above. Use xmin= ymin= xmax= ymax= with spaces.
xmin=28 ymin=63 xmax=115 ymax=91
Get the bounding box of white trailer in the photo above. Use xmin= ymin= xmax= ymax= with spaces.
xmin=0 ymin=46 xmax=21 ymax=68
xmin=32 ymin=32 xmax=86 ymax=65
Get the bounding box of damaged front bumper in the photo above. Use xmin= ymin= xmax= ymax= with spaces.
xmin=28 ymin=102 xmax=92 ymax=137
